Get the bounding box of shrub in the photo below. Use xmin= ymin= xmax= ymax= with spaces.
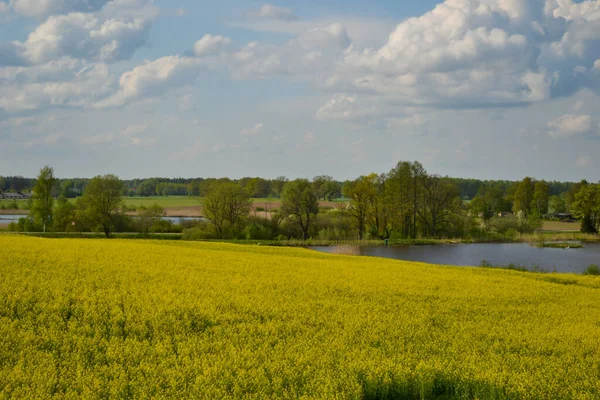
xmin=583 ymin=265 xmax=600 ymax=276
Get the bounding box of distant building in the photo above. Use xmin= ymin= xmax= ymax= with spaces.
xmin=0 ymin=191 xmax=31 ymax=200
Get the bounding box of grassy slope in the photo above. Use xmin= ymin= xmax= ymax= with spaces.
xmin=1 ymin=237 xmax=599 ymax=399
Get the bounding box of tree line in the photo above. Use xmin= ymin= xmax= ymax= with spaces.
xmin=0 ymin=173 xmax=581 ymax=202
xmin=10 ymin=163 xmax=599 ymax=240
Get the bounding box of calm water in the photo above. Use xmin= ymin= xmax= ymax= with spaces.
xmin=0 ymin=215 xmax=203 ymax=224
xmin=310 ymin=243 xmax=600 ymax=274
xmin=0 ymin=215 xmax=26 ymax=221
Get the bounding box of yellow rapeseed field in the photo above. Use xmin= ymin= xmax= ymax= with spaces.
xmin=1 ymin=236 xmax=599 ymax=399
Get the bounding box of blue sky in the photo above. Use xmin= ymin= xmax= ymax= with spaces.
xmin=0 ymin=0 xmax=599 ymax=181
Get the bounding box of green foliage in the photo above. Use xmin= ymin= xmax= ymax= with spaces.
xmin=77 ymin=174 xmax=125 ymax=238
xmin=30 ymin=165 xmax=56 ymax=232
xmin=54 ymin=194 xmax=76 ymax=232
xmin=583 ymin=265 xmax=600 ymax=276
xmin=281 ymin=179 xmax=319 ymax=240
xmin=571 ymin=183 xmax=600 ymax=234
xmin=203 ymin=182 xmax=251 ymax=238
xmin=137 ymin=204 xmax=168 ymax=235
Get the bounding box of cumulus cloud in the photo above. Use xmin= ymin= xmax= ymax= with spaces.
xmin=0 ymin=2 xmax=9 ymax=13
xmin=313 ymin=0 xmax=600 ymax=117
xmin=230 ymin=23 xmax=350 ymax=80
xmin=0 ymin=0 xmax=157 ymax=66
xmin=315 ymin=94 xmax=378 ymax=121
xmin=193 ymin=34 xmax=231 ymax=57
xmin=547 ymin=114 xmax=599 ymax=138
xmin=246 ymin=4 xmax=297 ymax=22
xmin=97 ymin=56 xmax=202 ymax=108
xmin=0 ymin=59 xmax=113 ymax=112
xmin=240 ymin=122 xmax=264 ymax=136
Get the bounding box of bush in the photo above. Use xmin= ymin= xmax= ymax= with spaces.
xmin=504 ymin=228 xmax=519 ymax=240
xmin=8 ymin=201 xmax=19 ymax=210
xmin=583 ymin=265 xmax=600 ymax=276
xmin=182 ymin=222 xmax=217 ymax=240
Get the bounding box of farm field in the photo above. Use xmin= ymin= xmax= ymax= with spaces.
xmin=1 ymin=237 xmax=599 ymax=398
xmin=540 ymin=220 xmax=580 ymax=232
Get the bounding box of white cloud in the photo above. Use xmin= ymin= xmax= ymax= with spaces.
xmin=0 ymin=0 xmax=157 ymax=66
xmin=315 ymin=94 xmax=376 ymax=121
xmin=193 ymin=34 xmax=231 ymax=57
xmin=308 ymin=0 xmax=600 ymax=115
xmin=547 ymin=114 xmax=599 ymax=138
xmin=175 ymin=7 xmax=186 ymax=17
xmin=77 ymin=123 xmax=153 ymax=147
xmin=303 ymin=132 xmax=316 ymax=143
xmin=24 ymin=132 xmax=65 ymax=147
xmin=0 ymin=2 xmax=9 ymax=13
xmin=230 ymin=23 xmax=350 ymax=80
xmin=246 ymin=4 xmax=297 ymax=22
xmin=22 ymin=0 xmax=157 ymax=65
xmin=170 ymin=139 xmax=205 ymax=161
xmin=575 ymin=155 xmax=593 ymax=168
xmin=240 ymin=122 xmax=264 ymax=136
xmin=0 ymin=59 xmax=113 ymax=112
xmin=121 ymin=123 xmax=148 ymax=137
xmin=78 ymin=132 xmax=115 ymax=144
xmin=10 ymin=0 xmax=113 ymax=19
xmin=97 ymin=56 xmax=202 ymax=107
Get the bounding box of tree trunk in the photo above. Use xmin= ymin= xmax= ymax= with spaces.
xmin=104 ymin=226 xmax=110 ymax=238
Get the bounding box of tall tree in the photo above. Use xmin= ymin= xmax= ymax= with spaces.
xmin=79 ymin=175 xmax=124 ymax=238
xmin=512 ymin=177 xmax=535 ymax=216
xmin=571 ymin=183 xmax=599 ymax=234
xmin=53 ymin=194 xmax=75 ymax=232
xmin=387 ymin=161 xmax=426 ymax=238
xmin=344 ymin=175 xmax=377 ymax=240
xmin=369 ymin=174 xmax=393 ymax=240
xmin=271 ymin=176 xmax=288 ymax=197
xmin=313 ymin=176 xmax=341 ymax=201
xmin=281 ymin=179 xmax=319 ymax=240
xmin=531 ymin=181 xmax=549 ymax=217
xmin=418 ymin=175 xmax=460 ymax=237
xmin=469 ymin=185 xmax=504 ymax=231
xmin=31 ymin=165 xmax=56 ymax=232
xmin=203 ymin=182 xmax=251 ymax=238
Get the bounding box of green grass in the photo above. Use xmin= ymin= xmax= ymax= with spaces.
xmin=535 ymin=242 xmax=583 ymax=249
xmin=0 ymin=199 xmax=28 ymax=210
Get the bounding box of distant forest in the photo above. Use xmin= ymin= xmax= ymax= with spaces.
xmin=0 ymin=174 xmax=580 ymax=201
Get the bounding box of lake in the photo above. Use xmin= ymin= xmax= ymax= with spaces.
xmin=310 ymin=243 xmax=600 ymax=274
xmin=0 ymin=215 xmax=203 ymax=224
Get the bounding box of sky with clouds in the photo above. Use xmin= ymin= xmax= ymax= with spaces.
xmin=0 ymin=0 xmax=599 ymax=181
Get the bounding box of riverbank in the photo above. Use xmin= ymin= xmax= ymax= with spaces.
xmin=4 ymin=231 xmax=599 ymax=245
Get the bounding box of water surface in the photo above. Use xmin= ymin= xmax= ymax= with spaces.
xmin=310 ymin=243 xmax=600 ymax=274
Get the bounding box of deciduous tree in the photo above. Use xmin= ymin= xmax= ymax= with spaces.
xmin=79 ymin=175 xmax=125 ymax=238
xmin=203 ymin=182 xmax=251 ymax=238
xmin=31 ymin=165 xmax=56 ymax=232
xmin=281 ymin=179 xmax=319 ymax=240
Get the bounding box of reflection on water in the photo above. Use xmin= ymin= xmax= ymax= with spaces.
xmin=310 ymin=243 xmax=600 ymax=274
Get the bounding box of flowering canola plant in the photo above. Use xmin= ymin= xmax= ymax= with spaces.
xmin=0 ymin=236 xmax=599 ymax=399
